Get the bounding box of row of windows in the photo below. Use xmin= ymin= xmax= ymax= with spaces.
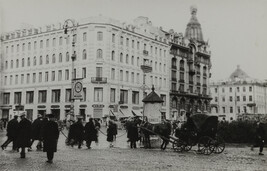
xmin=4 ymin=49 xmax=103 ymax=69
xmin=5 ymin=31 xmax=104 ymax=54
xmin=214 ymin=95 xmax=253 ymax=102
xmin=219 ymin=106 xmax=248 ymax=114
xmin=171 ymin=83 xmax=207 ymax=94
xmin=112 ymin=33 xmax=167 ymax=58
xmin=214 ymin=86 xmax=253 ymax=93
xmin=2 ymin=88 xmax=148 ymax=105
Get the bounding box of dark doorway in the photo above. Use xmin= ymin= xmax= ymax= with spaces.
xmin=38 ymin=110 xmax=46 ymax=117
xmin=79 ymin=109 xmax=85 ymax=121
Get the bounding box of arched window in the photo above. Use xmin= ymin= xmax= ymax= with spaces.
xmin=137 ymin=57 xmax=139 ymax=66
xmin=40 ymin=56 xmax=43 ymax=65
xmin=172 ymin=58 xmax=176 ymax=68
xmin=52 ymin=54 xmax=56 ymax=63
xmin=180 ymin=60 xmax=184 ymax=70
xmin=46 ymin=55 xmax=49 ymax=64
xmin=11 ymin=60 xmax=13 ymax=68
xmin=5 ymin=61 xmax=8 ymax=69
xmin=111 ymin=51 xmax=115 ymax=61
xmin=97 ymin=31 xmax=103 ymax=41
xmin=83 ymin=49 xmax=87 ymax=59
xmin=126 ymin=54 xmax=129 ymax=64
xmin=66 ymin=52 xmax=69 ymax=62
xmin=59 ymin=53 xmax=62 ymax=62
xmin=22 ymin=58 xmax=25 ymax=67
xmin=33 ymin=56 xmax=36 ymax=66
xmin=16 ymin=59 xmax=19 ymax=68
xmin=96 ymin=49 xmax=102 ymax=59
xmin=27 ymin=57 xmax=30 ymax=66
xmin=120 ymin=53 xmax=123 ymax=62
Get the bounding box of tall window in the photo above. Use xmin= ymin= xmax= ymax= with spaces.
xmin=137 ymin=41 xmax=140 ymax=49
xmin=161 ymin=94 xmax=166 ymax=106
xmin=34 ymin=41 xmax=37 ymax=50
xmin=28 ymin=42 xmax=31 ymax=51
xmin=38 ymin=90 xmax=47 ymax=103
xmin=39 ymin=72 xmax=42 ymax=82
xmin=132 ymin=40 xmax=134 ymax=48
xmin=120 ymin=70 xmax=123 ymax=81
xmin=14 ymin=92 xmax=22 ymax=104
xmin=40 ymin=56 xmax=43 ymax=65
xmin=51 ymin=71 xmax=55 ymax=81
xmin=16 ymin=59 xmax=19 ymax=68
xmin=59 ymin=53 xmax=62 ymax=62
xmin=52 ymin=54 xmax=56 ymax=63
xmin=46 ymin=55 xmax=49 ymax=64
xmin=243 ymin=87 xmax=246 ymax=92
xmin=26 ymin=74 xmax=30 ymax=84
xmin=249 ymin=86 xmax=252 ymax=92
xmin=3 ymin=93 xmax=10 ymax=104
xmin=82 ymin=68 xmax=86 ymax=78
xmin=21 ymin=74 xmax=24 ymax=84
xmin=45 ymin=72 xmax=49 ymax=82
xmin=46 ymin=39 xmax=49 ymax=47
xmin=230 ymin=107 xmax=233 ymax=113
xmin=65 ymin=69 xmax=69 ymax=80
xmin=137 ymin=57 xmax=139 ymax=66
xmin=26 ymin=91 xmax=34 ymax=104
xmin=111 ymin=68 xmax=115 ymax=80
xmin=40 ymin=40 xmax=43 ymax=48
xmin=51 ymin=89 xmax=61 ymax=103
xmin=97 ymin=31 xmax=103 ymax=41
xmin=22 ymin=43 xmax=25 ymax=51
xmin=97 ymin=49 xmax=102 ymax=58
xmin=131 ymin=72 xmax=134 ymax=83
xmin=65 ymin=89 xmax=71 ymax=102
xmin=59 ymin=37 xmax=63 ymax=45
xmin=82 ymin=88 xmax=86 ymax=102
xmin=10 ymin=75 xmax=13 ymax=85
xmin=110 ymin=88 xmax=116 ymax=103
xmin=112 ymin=34 xmax=115 ymax=43
xmin=126 ymin=38 xmax=129 ymax=46
xmin=83 ymin=49 xmax=87 ymax=59
xmin=132 ymin=91 xmax=139 ymax=104
xmin=243 ymin=96 xmax=246 ymax=101
xmin=5 ymin=61 xmax=8 ymax=69
xmin=96 ymin=67 xmax=102 ymax=77
xmin=126 ymin=54 xmax=129 ymax=64
xmin=11 ymin=60 xmax=13 ymax=68
xmin=33 ymin=56 xmax=36 ymax=66
xmin=33 ymin=73 xmax=36 ymax=83
xmin=15 ymin=75 xmax=18 ymax=84
xmin=229 ymin=96 xmax=233 ymax=102
xmin=131 ymin=56 xmax=134 ymax=65
xmin=53 ymin=38 xmax=56 ymax=46
xmin=83 ymin=32 xmax=87 ymax=42
xmin=120 ymin=36 xmax=123 ymax=45
xmin=66 ymin=52 xmax=70 ymax=62
xmin=120 ymin=53 xmax=123 ymax=62
xmin=126 ymin=71 xmax=129 ymax=82
xmin=94 ymin=88 xmax=103 ymax=102
xmin=58 ymin=70 xmax=62 ymax=81
xmin=111 ymin=51 xmax=115 ymax=61
xmin=27 ymin=57 xmax=30 ymax=66
xmin=120 ymin=90 xmax=128 ymax=104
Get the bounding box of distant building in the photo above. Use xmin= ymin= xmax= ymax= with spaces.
xmin=167 ymin=6 xmax=212 ymax=120
xmin=210 ymin=65 xmax=267 ymax=121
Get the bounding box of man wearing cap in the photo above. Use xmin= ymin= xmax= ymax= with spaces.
xmin=42 ymin=114 xmax=59 ymax=163
xmin=29 ymin=114 xmax=43 ymax=151
xmin=68 ymin=116 xmax=84 ymax=149
xmin=16 ymin=113 xmax=32 ymax=158
xmin=1 ymin=115 xmax=19 ymax=151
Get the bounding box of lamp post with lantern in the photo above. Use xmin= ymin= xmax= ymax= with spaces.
xmin=63 ymin=19 xmax=78 ymax=120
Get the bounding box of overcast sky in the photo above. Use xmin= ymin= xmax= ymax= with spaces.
xmin=1 ymin=0 xmax=267 ymax=81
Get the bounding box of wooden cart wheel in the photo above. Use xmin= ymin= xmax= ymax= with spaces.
xmin=172 ymin=140 xmax=184 ymax=152
xmin=214 ymin=135 xmax=225 ymax=154
xmin=198 ymin=136 xmax=215 ymax=155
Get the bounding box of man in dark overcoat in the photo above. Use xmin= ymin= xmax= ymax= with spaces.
xmin=29 ymin=114 xmax=43 ymax=151
xmin=42 ymin=114 xmax=59 ymax=164
xmin=1 ymin=115 xmax=19 ymax=150
xmin=16 ymin=113 xmax=32 ymax=158
xmin=127 ymin=118 xmax=139 ymax=149
xmin=107 ymin=120 xmax=117 ymax=147
xmin=69 ymin=116 xmax=84 ymax=149
xmin=84 ymin=118 xmax=98 ymax=149
xmin=251 ymin=120 xmax=266 ymax=155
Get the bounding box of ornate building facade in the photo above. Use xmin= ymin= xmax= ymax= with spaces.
xmin=167 ymin=7 xmax=212 ymax=120
xmin=210 ymin=65 xmax=267 ymax=121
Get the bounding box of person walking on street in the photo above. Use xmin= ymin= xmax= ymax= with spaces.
xmin=29 ymin=114 xmax=43 ymax=151
xmin=68 ymin=116 xmax=84 ymax=149
xmin=42 ymin=114 xmax=59 ymax=164
xmin=1 ymin=115 xmax=19 ymax=150
xmin=107 ymin=120 xmax=117 ymax=148
xmin=127 ymin=118 xmax=139 ymax=149
xmin=84 ymin=118 xmax=98 ymax=149
xmin=251 ymin=120 xmax=265 ymax=155
xmin=16 ymin=113 xmax=32 ymax=158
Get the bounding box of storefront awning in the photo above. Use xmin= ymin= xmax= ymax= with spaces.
xmin=131 ymin=110 xmax=143 ymax=117
xmin=119 ymin=109 xmax=132 ymax=117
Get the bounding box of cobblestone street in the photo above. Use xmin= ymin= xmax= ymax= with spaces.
xmin=0 ymin=128 xmax=267 ymax=171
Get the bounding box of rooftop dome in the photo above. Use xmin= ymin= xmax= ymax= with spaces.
xmin=185 ymin=6 xmax=204 ymax=42
xmin=229 ymin=65 xmax=250 ymax=81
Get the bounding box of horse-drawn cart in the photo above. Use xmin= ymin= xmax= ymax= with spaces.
xmin=172 ymin=114 xmax=225 ymax=155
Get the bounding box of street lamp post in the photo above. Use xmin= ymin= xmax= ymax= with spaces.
xmin=63 ymin=19 xmax=77 ymax=120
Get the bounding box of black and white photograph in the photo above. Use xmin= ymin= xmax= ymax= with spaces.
xmin=0 ymin=0 xmax=267 ymax=170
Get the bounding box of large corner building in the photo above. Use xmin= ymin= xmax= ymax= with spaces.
xmin=0 ymin=7 xmax=212 ymax=121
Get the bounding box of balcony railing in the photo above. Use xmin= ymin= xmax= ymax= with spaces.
xmin=91 ymin=77 xmax=107 ymax=83
xmin=179 ymin=79 xmax=185 ymax=83
xmin=172 ymin=65 xmax=177 ymax=69
xmin=141 ymin=65 xmax=152 ymax=73
xmin=171 ymin=77 xmax=177 ymax=81
xmin=143 ymin=50 xmax=149 ymax=56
